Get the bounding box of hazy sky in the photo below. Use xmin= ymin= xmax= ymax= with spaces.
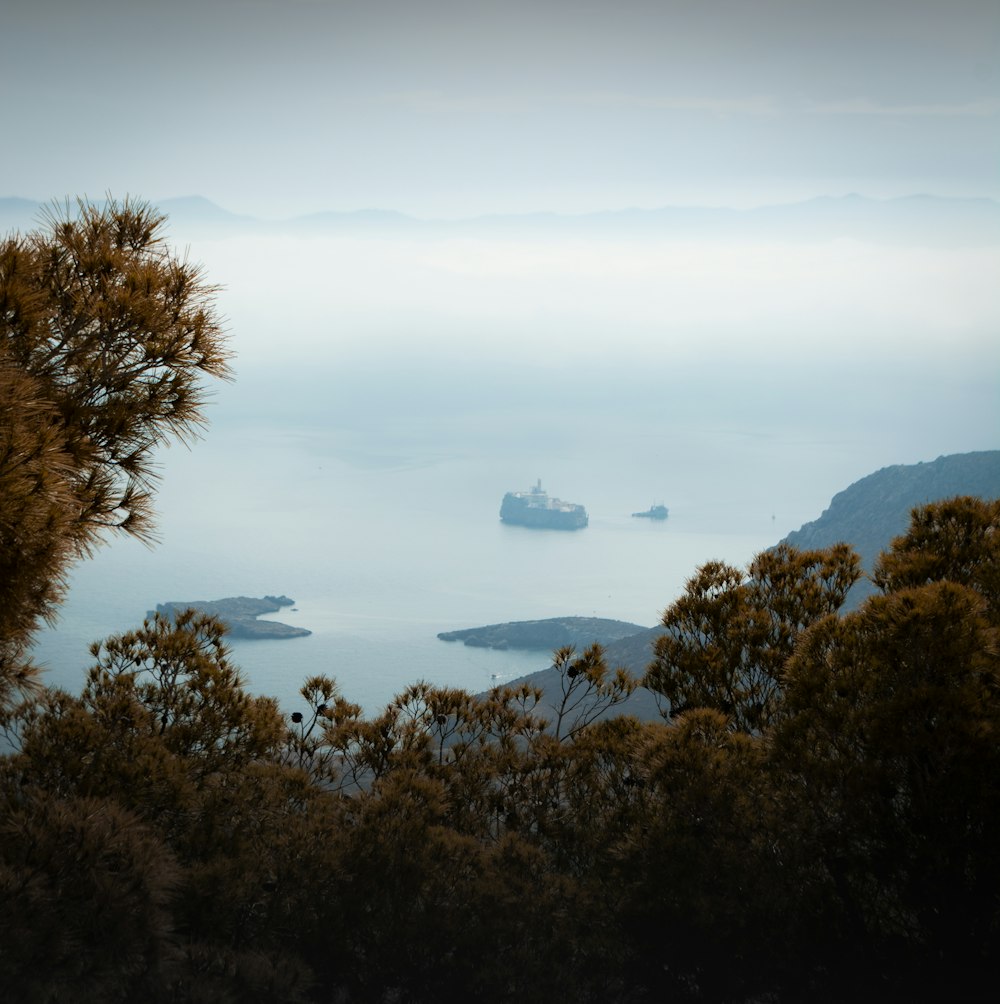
xmin=4 ymin=0 xmax=998 ymax=216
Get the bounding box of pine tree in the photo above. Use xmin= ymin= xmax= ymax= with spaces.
xmin=0 ymin=198 xmax=229 ymax=707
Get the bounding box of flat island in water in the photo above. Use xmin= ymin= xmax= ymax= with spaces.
xmin=149 ymin=595 xmax=312 ymax=639
xmin=438 ymin=616 xmax=647 ymax=651
xmin=500 ymin=479 xmax=588 ymax=530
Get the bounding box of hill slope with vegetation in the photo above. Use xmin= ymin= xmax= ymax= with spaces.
xmin=782 ymin=450 xmax=1000 ymax=604
xmin=481 ymin=450 xmax=1000 ymax=717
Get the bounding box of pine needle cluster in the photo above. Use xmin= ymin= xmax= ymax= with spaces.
xmin=0 ymin=198 xmax=229 ymax=704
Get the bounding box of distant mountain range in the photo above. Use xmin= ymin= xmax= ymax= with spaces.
xmin=482 ymin=450 xmax=1000 ymax=722
xmin=2 ymin=193 xmax=999 ymax=246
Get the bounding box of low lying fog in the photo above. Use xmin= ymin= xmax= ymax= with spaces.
xmin=183 ymin=230 xmax=998 ymax=488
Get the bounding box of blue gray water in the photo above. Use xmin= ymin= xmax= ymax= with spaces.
xmin=27 ymin=231 xmax=997 ymax=714
xmin=30 ymin=412 xmax=801 ymax=715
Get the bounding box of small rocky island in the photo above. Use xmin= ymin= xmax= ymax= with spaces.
xmin=438 ymin=616 xmax=649 ymax=651
xmin=149 ymin=595 xmax=312 ymax=640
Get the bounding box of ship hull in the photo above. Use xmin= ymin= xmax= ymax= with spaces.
xmin=500 ymin=491 xmax=588 ymax=530
xmin=632 ymin=505 xmax=669 ymax=520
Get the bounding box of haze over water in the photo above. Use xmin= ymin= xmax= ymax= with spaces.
xmin=9 ymin=0 xmax=999 ymax=711
xmin=28 ymin=222 xmax=1000 ymax=713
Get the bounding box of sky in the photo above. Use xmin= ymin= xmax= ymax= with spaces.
xmin=3 ymin=0 xmax=998 ymax=217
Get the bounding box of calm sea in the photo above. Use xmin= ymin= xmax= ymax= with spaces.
xmin=29 ymin=229 xmax=979 ymax=716
xmin=27 ymin=410 xmax=811 ymax=716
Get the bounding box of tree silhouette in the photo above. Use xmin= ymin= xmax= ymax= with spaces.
xmin=644 ymin=543 xmax=861 ymax=732
xmin=0 ymin=197 xmax=229 ymax=707
xmin=772 ymin=496 xmax=1000 ymax=998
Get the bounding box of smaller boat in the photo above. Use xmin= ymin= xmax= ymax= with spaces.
xmin=632 ymin=503 xmax=669 ymax=520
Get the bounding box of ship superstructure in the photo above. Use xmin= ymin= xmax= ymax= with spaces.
xmin=500 ymin=479 xmax=588 ymax=530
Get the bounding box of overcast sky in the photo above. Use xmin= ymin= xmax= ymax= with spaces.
xmin=4 ymin=0 xmax=998 ymax=217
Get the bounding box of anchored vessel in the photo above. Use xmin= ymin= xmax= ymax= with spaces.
xmin=500 ymin=480 xmax=588 ymax=530
xmin=632 ymin=503 xmax=669 ymax=520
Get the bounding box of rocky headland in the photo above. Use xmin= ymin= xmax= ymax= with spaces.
xmin=780 ymin=450 xmax=1000 ymax=607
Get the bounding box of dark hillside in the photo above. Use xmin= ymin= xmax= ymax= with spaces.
xmin=782 ymin=450 xmax=1000 ymax=605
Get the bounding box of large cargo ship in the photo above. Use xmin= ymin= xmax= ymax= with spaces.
xmin=500 ymin=480 xmax=589 ymax=530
